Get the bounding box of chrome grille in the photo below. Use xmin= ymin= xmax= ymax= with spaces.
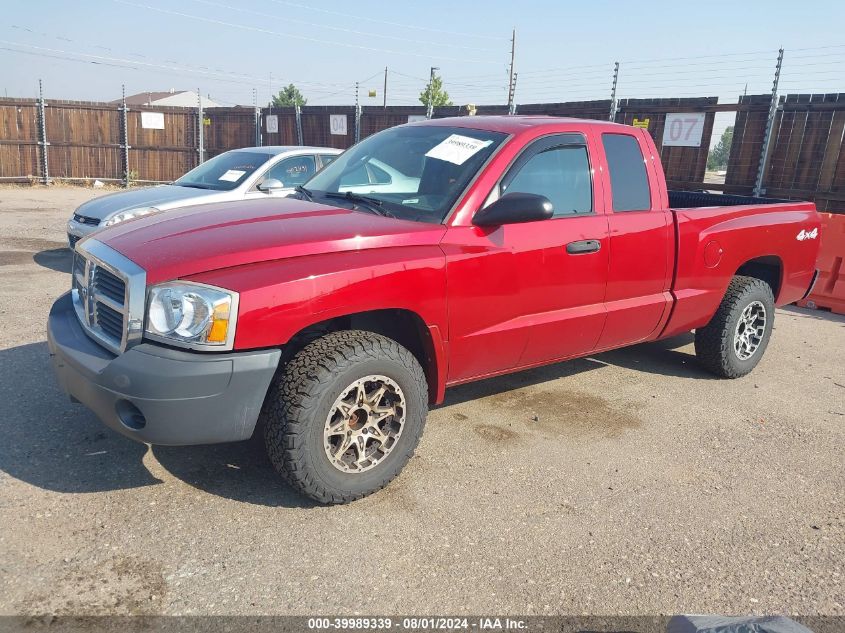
xmin=71 ymin=240 xmax=146 ymax=355
xmin=73 ymin=213 xmax=100 ymax=226
xmin=95 ymin=302 xmax=124 ymax=341
xmin=93 ymin=267 xmax=126 ymax=304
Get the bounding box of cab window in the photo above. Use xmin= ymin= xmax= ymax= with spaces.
xmin=267 ymin=155 xmax=316 ymax=187
xmin=601 ymin=134 xmax=651 ymax=212
xmin=502 ymin=145 xmax=592 ymax=217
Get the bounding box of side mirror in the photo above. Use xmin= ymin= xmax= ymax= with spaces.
xmin=472 ymin=192 xmax=554 ymax=227
xmin=258 ymin=178 xmax=285 ymax=192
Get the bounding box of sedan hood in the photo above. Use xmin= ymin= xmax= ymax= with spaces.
xmin=74 ymin=184 xmax=225 ymax=221
xmin=95 ymin=197 xmax=447 ymax=284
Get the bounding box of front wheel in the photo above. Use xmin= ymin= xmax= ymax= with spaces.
xmin=694 ymin=275 xmax=775 ymax=378
xmin=261 ymin=330 xmax=428 ymax=504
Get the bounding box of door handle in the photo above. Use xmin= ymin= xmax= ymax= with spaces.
xmin=566 ymin=239 xmax=601 ymax=255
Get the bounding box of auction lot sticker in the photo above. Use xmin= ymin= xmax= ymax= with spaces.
xmin=425 ymin=134 xmax=493 ymax=165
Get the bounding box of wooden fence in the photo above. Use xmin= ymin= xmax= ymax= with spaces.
xmin=1 ymin=94 xmax=844 ymax=212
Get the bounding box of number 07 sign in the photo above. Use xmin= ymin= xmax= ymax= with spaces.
xmin=662 ymin=113 xmax=706 ymax=147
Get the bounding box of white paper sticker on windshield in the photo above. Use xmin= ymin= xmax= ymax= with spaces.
xmin=425 ymin=134 xmax=493 ymax=165
xmin=219 ymin=169 xmax=246 ymax=182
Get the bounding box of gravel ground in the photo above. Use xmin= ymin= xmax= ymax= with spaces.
xmin=0 ymin=186 xmax=842 ymax=617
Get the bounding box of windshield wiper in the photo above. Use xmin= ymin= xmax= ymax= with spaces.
xmin=294 ymin=185 xmax=313 ymax=201
xmin=323 ymin=191 xmax=395 ymax=218
xmin=176 ymin=182 xmax=212 ymax=190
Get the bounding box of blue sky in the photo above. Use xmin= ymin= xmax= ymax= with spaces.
xmin=2 ymin=0 xmax=843 ymax=109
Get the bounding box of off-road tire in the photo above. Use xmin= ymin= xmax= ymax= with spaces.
xmin=694 ymin=275 xmax=775 ymax=378
xmin=261 ymin=330 xmax=428 ymax=504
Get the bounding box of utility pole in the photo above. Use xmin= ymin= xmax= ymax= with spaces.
xmin=609 ymin=61 xmax=620 ymax=121
xmin=426 ymin=66 xmax=439 ymax=119
xmin=754 ymin=48 xmax=784 ymax=198
xmin=507 ymin=28 xmax=516 ymax=112
xmin=383 ymin=66 xmax=388 ymax=109
xmin=508 ymin=73 xmax=518 ymax=115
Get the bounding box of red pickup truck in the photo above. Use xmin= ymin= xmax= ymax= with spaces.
xmin=48 ymin=116 xmax=821 ymax=504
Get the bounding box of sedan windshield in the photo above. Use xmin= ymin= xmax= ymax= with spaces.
xmin=174 ymin=150 xmax=273 ymax=191
xmin=304 ymin=125 xmax=507 ymax=223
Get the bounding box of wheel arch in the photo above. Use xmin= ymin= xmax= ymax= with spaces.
xmin=734 ymin=255 xmax=783 ymax=302
xmin=281 ymin=308 xmax=444 ymax=403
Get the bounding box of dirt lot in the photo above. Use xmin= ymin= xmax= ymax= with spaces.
xmin=0 ymin=186 xmax=842 ymax=617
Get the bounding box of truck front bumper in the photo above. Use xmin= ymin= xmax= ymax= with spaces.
xmin=47 ymin=292 xmax=281 ymax=446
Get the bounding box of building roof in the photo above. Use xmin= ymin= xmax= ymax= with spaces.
xmin=113 ymin=90 xmax=223 ymax=108
xmin=118 ymin=91 xmax=187 ymax=106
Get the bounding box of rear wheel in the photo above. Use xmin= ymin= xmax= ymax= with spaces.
xmin=694 ymin=275 xmax=775 ymax=378
xmin=261 ymin=330 xmax=428 ymax=504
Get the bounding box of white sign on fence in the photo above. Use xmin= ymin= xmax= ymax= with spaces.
xmin=662 ymin=113 xmax=706 ymax=147
xmin=407 ymin=115 xmax=427 ymax=123
xmin=265 ymin=114 xmax=278 ymax=133
xmin=140 ymin=112 xmax=165 ymax=130
xmin=329 ymin=114 xmax=348 ymax=136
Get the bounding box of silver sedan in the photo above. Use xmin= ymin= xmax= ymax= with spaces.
xmin=67 ymin=146 xmax=342 ymax=248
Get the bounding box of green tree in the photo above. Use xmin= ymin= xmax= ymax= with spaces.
xmin=707 ymin=126 xmax=733 ymax=170
xmin=419 ymin=74 xmax=453 ymax=108
xmin=269 ymin=84 xmax=307 ymax=107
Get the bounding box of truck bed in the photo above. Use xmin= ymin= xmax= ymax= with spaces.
xmin=662 ymin=195 xmax=819 ymax=339
xmin=668 ymin=190 xmax=791 ymax=209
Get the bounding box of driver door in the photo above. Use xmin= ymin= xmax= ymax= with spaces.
xmin=442 ymin=133 xmax=610 ymax=382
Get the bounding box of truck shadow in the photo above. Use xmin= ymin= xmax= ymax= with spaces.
xmin=0 ymin=341 xmax=315 ymax=507
xmin=441 ymin=333 xmax=709 ymax=407
xmin=0 ymin=342 xmax=159 ymax=493
xmin=151 ymin=441 xmax=318 ymax=508
xmin=33 ymin=247 xmax=73 ymax=274
xmin=0 ymin=334 xmax=705 ymax=508
xmin=594 ymin=333 xmax=713 ymax=380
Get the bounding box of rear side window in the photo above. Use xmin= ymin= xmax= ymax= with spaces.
xmin=602 ymin=134 xmax=651 ymax=212
xmin=268 ymin=155 xmax=316 ymax=187
xmin=502 ymin=146 xmax=592 ymax=217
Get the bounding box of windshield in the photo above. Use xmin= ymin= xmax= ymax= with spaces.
xmin=174 ymin=150 xmax=273 ymax=191
xmin=304 ymin=125 xmax=507 ymax=223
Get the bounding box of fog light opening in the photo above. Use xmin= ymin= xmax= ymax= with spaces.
xmin=116 ymin=400 xmax=146 ymax=430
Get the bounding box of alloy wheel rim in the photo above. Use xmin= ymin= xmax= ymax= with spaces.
xmin=734 ymin=300 xmax=766 ymax=361
xmin=323 ymin=375 xmax=406 ymax=473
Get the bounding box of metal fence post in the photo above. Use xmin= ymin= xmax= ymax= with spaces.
xmin=120 ymin=85 xmax=131 ymax=187
xmin=295 ymin=104 xmax=303 ymax=145
xmin=253 ymin=88 xmax=261 ymax=146
xmin=197 ymin=88 xmax=205 ymax=165
xmin=609 ymin=62 xmax=620 ymax=121
xmin=354 ymin=82 xmax=361 ymax=143
xmin=36 ymin=79 xmax=49 ymax=185
xmin=754 ymin=48 xmax=784 ymax=197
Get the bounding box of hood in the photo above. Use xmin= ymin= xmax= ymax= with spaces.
xmin=95 ymin=197 xmax=447 ymax=284
xmin=74 ymin=184 xmax=223 ymax=220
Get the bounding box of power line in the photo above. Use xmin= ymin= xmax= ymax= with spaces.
xmin=262 ymin=0 xmax=507 ymax=41
xmin=111 ymin=0 xmax=500 ymax=64
xmin=1 ymin=28 xmax=361 ymax=90
xmin=0 ymin=40 xmax=375 ymax=100
xmin=187 ymin=0 xmax=499 ymax=52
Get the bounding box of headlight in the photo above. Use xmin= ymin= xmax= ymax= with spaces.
xmin=145 ymin=282 xmax=238 ymax=350
xmin=103 ymin=206 xmax=160 ymax=227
